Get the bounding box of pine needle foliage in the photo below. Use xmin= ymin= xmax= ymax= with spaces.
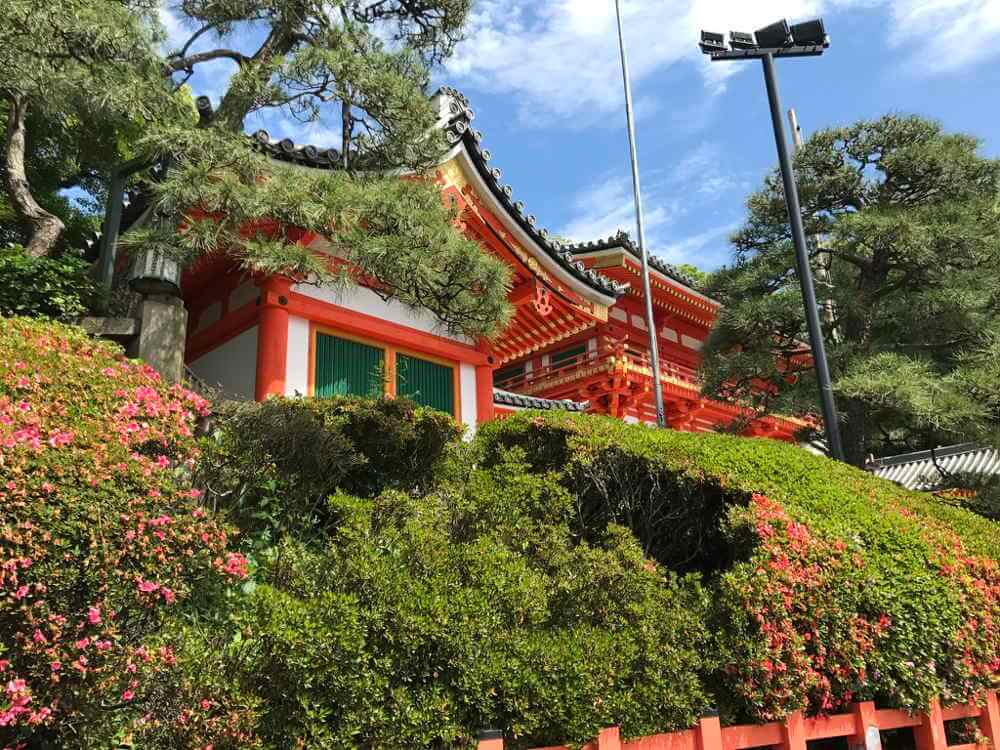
xmin=701 ymin=115 xmax=1000 ymax=465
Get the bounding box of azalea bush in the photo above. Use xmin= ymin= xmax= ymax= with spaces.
xmin=476 ymin=412 xmax=1000 ymax=723
xmin=0 ymin=317 xmax=249 ymax=746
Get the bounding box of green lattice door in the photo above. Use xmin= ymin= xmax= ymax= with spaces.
xmin=396 ymin=353 xmax=454 ymax=415
xmin=314 ymin=333 xmax=384 ymax=398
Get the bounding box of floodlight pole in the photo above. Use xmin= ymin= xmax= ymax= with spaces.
xmin=614 ymin=0 xmax=666 ymax=428
xmin=760 ymin=53 xmax=844 ymax=461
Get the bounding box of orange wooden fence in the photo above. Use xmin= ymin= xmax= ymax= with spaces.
xmin=477 ymin=692 xmax=1000 ymax=750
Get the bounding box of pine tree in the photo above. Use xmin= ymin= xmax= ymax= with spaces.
xmin=0 ymin=0 xmax=177 ymax=257
xmin=143 ymin=0 xmax=510 ymax=338
xmin=3 ymin=0 xmax=512 ymax=337
xmin=701 ymin=115 xmax=1000 ymax=466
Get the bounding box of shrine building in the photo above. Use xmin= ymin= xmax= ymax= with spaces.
xmin=176 ymin=87 xmax=802 ymax=441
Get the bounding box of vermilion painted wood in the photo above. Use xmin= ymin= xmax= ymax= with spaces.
xmin=476 ymin=364 xmax=495 ymax=423
xmin=721 ymin=721 xmax=783 ymax=750
xmin=941 ymin=703 xmax=982 ymax=721
xmin=874 ymin=709 xmax=923 ymax=730
xmin=781 ymin=710 xmax=807 ymax=750
xmin=254 ymin=276 xmax=293 ymax=400
xmin=599 ymin=727 xmax=623 ymax=750
xmin=977 ymin=692 xmax=1000 ymax=750
xmin=476 ymin=692 xmax=999 ymax=750
xmin=623 ymin=728 xmax=696 ymax=750
xmin=184 ymin=298 xmax=258 ymax=363
xmin=285 ymin=291 xmax=489 ymax=366
xmin=849 ymin=701 xmax=882 ymax=750
xmin=806 ymin=713 xmax=855 ymax=740
xmin=913 ymin=700 xmax=948 ymax=750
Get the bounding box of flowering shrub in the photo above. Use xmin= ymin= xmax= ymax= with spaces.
xmin=0 ymin=317 xmax=249 ymax=747
xmin=476 ymin=412 xmax=1000 ymax=723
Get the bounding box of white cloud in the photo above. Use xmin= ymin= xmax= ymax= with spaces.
xmin=887 ymin=0 xmax=1000 ymax=74
xmin=446 ymin=0 xmax=1000 ymax=123
xmin=656 ymin=223 xmax=739 ymax=267
xmin=558 ymin=173 xmax=683 ymax=244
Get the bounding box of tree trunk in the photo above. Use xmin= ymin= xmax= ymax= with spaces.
xmin=839 ymin=397 xmax=869 ymax=468
xmin=3 ymin=95 xmax=64 ymax=257
xmin=341 ymin=97 xmax=351 ymax=170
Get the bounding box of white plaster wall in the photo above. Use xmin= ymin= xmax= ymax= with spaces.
xmin=610 ymin=307 xmax=627 ymax=322
xmin=189 ymin=326 xmax=258 ymax=400
xmin=294 ymin=283 xmax=473 ymax=344
xmin=285 ymin=315 xmax=311 ymax=396
xmin=662 ymin=327 xmax=679 ymax=343
xmin=459 ymin=363 xmax=477 ymax=435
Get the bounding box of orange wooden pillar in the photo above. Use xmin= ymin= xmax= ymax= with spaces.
xmin=254 ymin=276 xmax=292 ymax=401
xmin=849 ymin=701 xmax=883 ymax=750
xmin=477 ymin=729 xmax=504 ymax=750
xmin=781 ymin=710 xmax=807 ymax=750
xmin=476 ymin=364 xmax=495 ymax=424
xmin=914 ymin=699 xmax=948 ymax=750
xmin=598 ymin=727 xmax=622 ymax=750
xmin=977 ymin=692 xmax=1000 ymax=750
xmin=697 ymin=711 xmax=724 ymax=750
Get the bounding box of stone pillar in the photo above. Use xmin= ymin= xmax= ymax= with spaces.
xmin=134 ymin=294 xmax=188 ymax=384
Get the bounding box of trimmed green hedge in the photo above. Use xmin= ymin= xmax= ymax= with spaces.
xmin=475 ymin=412 xmax=999 ymax=721
xmin=197 ymin=395 xmax=460 ymax=544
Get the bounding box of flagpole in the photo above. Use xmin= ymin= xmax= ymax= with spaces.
xmin=614 ymin=0 xmax=666 ymax=428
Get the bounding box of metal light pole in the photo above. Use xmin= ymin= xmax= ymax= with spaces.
xmin=788 ymin=108 xmax=840 ymax=339
xmin=614 ymin=0 xmax=666 ymax=428
xmin=700 ymin=20 xmax=845 ymax=461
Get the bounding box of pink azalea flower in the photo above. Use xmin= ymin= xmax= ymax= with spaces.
xmin=50 ymin=661 xmax=61 ymax=672
xmin=122 ymin=689 xmax=134 ymax=701
xmin=87 ymin=606 xmax=102 ymax=625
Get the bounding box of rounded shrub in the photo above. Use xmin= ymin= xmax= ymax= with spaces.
xmin=475 ymin=411 xmax=1000 ymax=723
xmin=0 ymin=317 xmax=249 ymax=746
xmin=0 ymin=244 xmax=98 ymax=320
xmin=197 ymin=395 xmax=461 ymax=545
xmin=178 ymin=444 xmax=712 ymax=748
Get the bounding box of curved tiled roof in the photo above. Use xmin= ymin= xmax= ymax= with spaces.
xmin=867 ymin=443 xmax=1000 ymax=491
xmin=434 ymin=86 xmax=625 ymax=299
xmin=247 ymin=87 xmax=626 ymax=299
xmin=493 ymin=388 xmax=588 ymax=412
xmin=250 ymin=129 xmax=346 ymax=169
xmin=561 ymin=229 xmax=705 ymax=293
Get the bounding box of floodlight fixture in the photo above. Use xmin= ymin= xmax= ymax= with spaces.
xmin=754 ymin=19 xmax=792 ymax=49
xmin=729 ymin=31 xmax=757 ymax=50
xmin=692 ymin=18 xmax=845 ymax=462
xmin=699 ymin=30 xmax=727 ymax=54
xmin=790 ymin=19 xmax=828 ymax=46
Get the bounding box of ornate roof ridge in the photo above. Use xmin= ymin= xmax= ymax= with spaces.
xmin=559 ymin=229 xmax=706 ymax=292
xmin=493 ymin=387 xmax=589 ymax=412
xmin=248 ymin=128 xmax=345 ymax=168
xmin=432 ymin=86 xmax=626 ymax=298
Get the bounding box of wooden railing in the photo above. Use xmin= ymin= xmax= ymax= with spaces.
xmin=494 ymin=335 xmax=701 ymax=396
xmin=476 ymin=692 xmax=1000 ymax=750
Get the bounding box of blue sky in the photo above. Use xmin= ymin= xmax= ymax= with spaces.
xmin=163 ymin=0 xmax=1000 ymax=271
